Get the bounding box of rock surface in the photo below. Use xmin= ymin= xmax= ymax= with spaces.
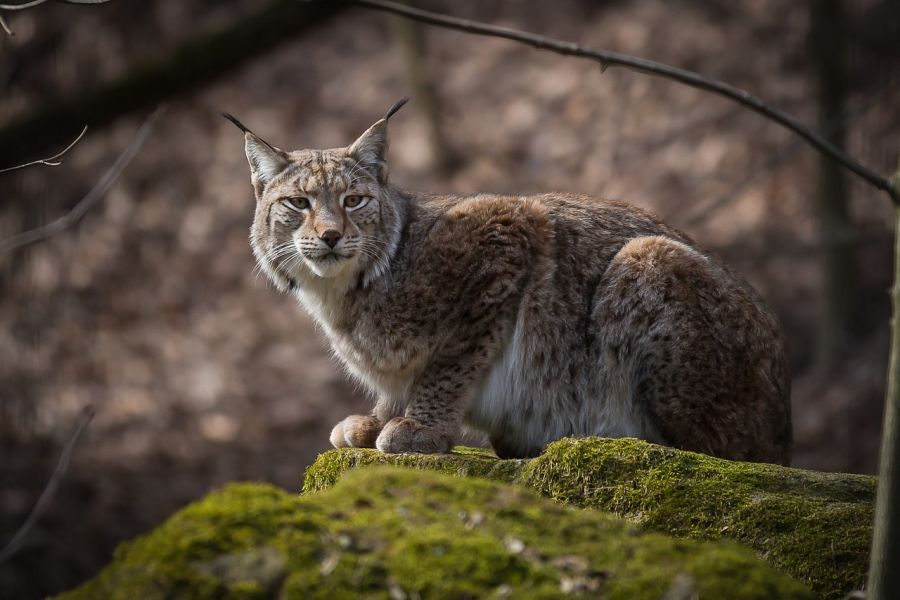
xmin=61 ymin=465 xmax=811 ymax=599
xmin=304 ymin=437 xmax=875 ymax=599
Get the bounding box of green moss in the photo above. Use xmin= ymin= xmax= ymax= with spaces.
xmin=302 ymin=445 xmax=525 ymax=493
xmin=304 ymin=437 xmax=875 ymax=599
xmin=61 ymin=467 xmax=809 ymax=600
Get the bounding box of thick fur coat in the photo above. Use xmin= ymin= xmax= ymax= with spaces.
xmin=229 ymin=101 xmax=791 ymax=464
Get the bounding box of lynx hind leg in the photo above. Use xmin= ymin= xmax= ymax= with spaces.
xmin=329 ymin=415 xmax=382 ymax=449
xmin=596 ymin=236 xmax=791 ymax=465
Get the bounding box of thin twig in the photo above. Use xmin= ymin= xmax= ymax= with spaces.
xmin=0 ymin=0 xmax=51 ymax=10
xmin=0 ymin=0 xmax=111 ymax=36
xmin=681 ymin=78 xmax=900 ymax=227
xmin=0 ymin=108 xmax=163 ymax=254
xmin=0 ymin=0 xmax=109 ymax=10
xmin=349 ymin=0 xmax=898 ymax=205
xmin=0 ymin=405 xmax=96 ymax=565
xmin=0 ymin=2 xmax=343 ymax=167
xmin=0 ymin=125 xmax=87 ymax=173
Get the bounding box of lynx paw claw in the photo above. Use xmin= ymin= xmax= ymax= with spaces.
xmin=375 ymin=417 xmax=453 ymax=454
xmin=329 ymin=415 xmax=381 ymax=449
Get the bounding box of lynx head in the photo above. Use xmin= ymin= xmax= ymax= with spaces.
xmin=227 ymin=99 xmax=408 ymax=292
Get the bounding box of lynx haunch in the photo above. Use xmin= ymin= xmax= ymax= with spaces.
xmin=227 ymin=99 xmax=791 ymax=464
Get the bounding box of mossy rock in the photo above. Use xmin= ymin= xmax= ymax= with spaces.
xmin=61 ymin=466 xmax=811 ymax=599
xmin=304 ymin=437 xmax=875 ymax=599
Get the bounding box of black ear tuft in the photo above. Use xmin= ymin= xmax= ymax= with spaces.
xmin=223 ymin=113 xmax=288 ymax=192
xmin=222 ymin=112 xmax=252 ymax=134
xmin=383 ymin=97 xmax=409 ymax=121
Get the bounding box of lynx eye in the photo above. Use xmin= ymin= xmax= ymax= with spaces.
xmin=343 ymin=195 xmax=369 ymax=210
xmin=282 ymin=197 xmax=310 ymax=212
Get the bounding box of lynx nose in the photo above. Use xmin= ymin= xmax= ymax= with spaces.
xmin=320 ymin=229 xmax=342 ymax=248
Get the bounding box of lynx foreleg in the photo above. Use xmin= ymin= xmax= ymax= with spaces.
xmin=376 ymin=339 xmax=498 ymax=455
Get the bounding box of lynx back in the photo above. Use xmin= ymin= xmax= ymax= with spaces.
xmin=228 ymin=101 xmax=791 ymax=464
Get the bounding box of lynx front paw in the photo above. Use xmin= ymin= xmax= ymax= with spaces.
xmin=375 ymin=417 xmax=453 ymax=454
xmin=329 ymin=415 xmax=381 ymax=449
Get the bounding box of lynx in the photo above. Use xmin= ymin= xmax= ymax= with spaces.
xmin=226 ymin=99 xmax=792 ymax=464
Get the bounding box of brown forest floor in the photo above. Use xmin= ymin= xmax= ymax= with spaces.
xmin=1 ymin=1 xmax=898 ymax=597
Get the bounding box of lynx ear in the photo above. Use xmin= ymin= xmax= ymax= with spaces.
xmin=223 ymin=113 xmax=288 ymax=194
xmin=346 ymin=98 xmax=408 ymax=182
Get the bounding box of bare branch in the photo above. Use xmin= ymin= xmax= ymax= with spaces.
xmin=0 ymin=108 xmax=162 ymax=254
xmin=0 ymin=1 xmax=344 ymax=170
xmin=0 ymin=0 xmax=53 ymax=10
xmin=681 ymin=78 xmax=900 ymax=227
xmin=0 ymin=125 xmax=87 ymax=173
xmin=349 ymin=0 xmax=898 ymax=205
xmin=0 ymin=405 xmax=95 ymax=565
xmin=0 ymin=0 xmax=110 ymax=10
xmin=0 ymin=0 xmax=111 ymax=36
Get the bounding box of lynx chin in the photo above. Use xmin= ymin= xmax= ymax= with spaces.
xmin=226 ymin=99 xmax=791 ymax=464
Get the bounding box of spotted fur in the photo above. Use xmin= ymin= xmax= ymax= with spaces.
xmin=230 ymin=105 xmax=792 ymax=464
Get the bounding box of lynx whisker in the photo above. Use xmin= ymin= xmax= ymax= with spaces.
xmin=264 ymin=243 xmax=297 ymax=262
xmin=254 ymin=242 xmax=297 ymax=277
xmin=354 ymin=243 xmax=384 ymax=262
xmin=358 ymin=235 xmax=388 ymax=257
xmin=279 ymin=253 xmax=304 ymax=279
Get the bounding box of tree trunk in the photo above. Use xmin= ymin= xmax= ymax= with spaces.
xmin=387 ymin=6 xmax=459 ymax=175
xmin=868 ymin=173 xmax=900 ymax=600
xmin=810 ymin=0 xmax=859 ymax=367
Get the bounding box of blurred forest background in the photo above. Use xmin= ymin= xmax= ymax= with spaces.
xmin=1 ymin=0 xmax=898 ymax=597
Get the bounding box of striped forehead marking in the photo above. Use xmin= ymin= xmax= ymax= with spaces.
xmin=284 ymin=153 xmax=351 ymax=194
